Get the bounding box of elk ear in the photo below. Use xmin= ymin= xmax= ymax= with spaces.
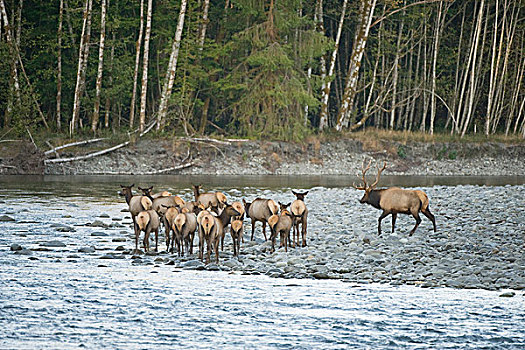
xmin=303 ymin=191 xmax=309 ymax=196
xmin=285 ymin=202 xmax=291 ymax=208
xmin=242 ymin=198 xmax=246 ymax=205
xmin=148 ymin=186 xmax=153 ymax=191
xmin=292 ymin=190 xmax=298 ymax=196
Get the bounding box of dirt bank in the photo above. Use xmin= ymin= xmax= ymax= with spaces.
xmin=1 ymin=137 xmax=524 ymax=176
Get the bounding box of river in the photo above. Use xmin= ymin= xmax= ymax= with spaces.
xmin=1 ymin=175 xmax=524 ymax=349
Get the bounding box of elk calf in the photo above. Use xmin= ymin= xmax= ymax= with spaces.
xmin=243 ymin=198 xmax=279 ymax=241
xmin=119 ymin=184 xmax=154 ymax=250
xmin=354 ymin=161 xmax=437 ymax=236
xmin=268 ymin=202 xmax=293 ymax=252
xmin=291 ymin=191 xmax=308 ymax=247
xmin=230 ymin=219 xmax=243 ymax=257
xmin=193 ymin=185 xmax=227 ymax=214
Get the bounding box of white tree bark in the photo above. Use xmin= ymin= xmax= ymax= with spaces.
xmin=460 ymin=0 xmax=484 ymax=137
xmin=336 ymin=0 xmax=377 ymax=131
xmin=71 ymin=0 xmax=92 ymax=135
xmin=129 ymin=0 xmax=144 ymax=129
xmin=0 ymin=0 xmax=20 ymax=124
xmin=429 ymin=1 xmax=443 ymax=135
xmin=197 ymin=0 xmax=210 ymax=51
xmin=319 ymin=0 xmax=347 ymax=130
xmin=92 ymin=0 xmax=107 ymax=133
xmin=156 ymin=0 xmax=188 ymax=130
xmin=139 ymin=0 xmax=153 ymax=133
xmin=57 ymin=0 xmax=64 ymax=130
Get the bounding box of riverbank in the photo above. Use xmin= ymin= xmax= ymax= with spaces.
xmin=2 ymin=134 xmax=522 ymax=176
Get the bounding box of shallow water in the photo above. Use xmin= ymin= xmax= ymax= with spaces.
xmin=1 ymin=176 xmax=524 ymax=349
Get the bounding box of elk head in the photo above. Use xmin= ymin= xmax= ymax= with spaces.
xmin=291 ymin=190 xmax=309 ymax=201
xmin=119 ymin=184 xmax=134 ymax=197
xmin=138 ymin=186 xmax=154 ymax=198
xmin=353 ymin=160 xmax=386 ymax=204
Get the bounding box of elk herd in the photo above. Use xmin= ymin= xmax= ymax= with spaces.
xmin=118 ymin=161 xmax=437 ymax=265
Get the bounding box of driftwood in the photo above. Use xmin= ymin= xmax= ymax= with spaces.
xmin=44 ymin=137 xmax=108 ymax=156
xmin=44 ymin=121 xmax=155 ymax=164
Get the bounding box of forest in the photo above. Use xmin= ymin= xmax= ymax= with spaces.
xmin=0 ymin=0 xmax=524 ymax=142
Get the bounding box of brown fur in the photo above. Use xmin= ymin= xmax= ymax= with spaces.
xmin=230 ymin=219 xmax=244 ymax=257
xmin=193 ymin=185 xmax=225 ymax=213
xmin=291 ymin=191 xmax=309 ymax=247
xmin=354 ymin=161 xmax=436 ymax=236
xmin=135 ymin=210 xmax=160 ymax=252
xmin=172 ymin=212 xmax=197 ymax=256
xmin=268 ymin=211 xmax=293 ymax=253
xmin=199 ymin=213 xmax=218 ymax=264
xmin=244 ymin=198 xmax=279 ymax=241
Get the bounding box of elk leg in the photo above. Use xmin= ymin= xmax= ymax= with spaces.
xmin=155 ymin=228 xmax=159 ymax=252
xmin=206 ymin=239 xmax=212 ymax=264
xmin=409 ymin=211 xmax=422 ymax=236
xmin=250 ymin=219 xmax=256 ymax=241
xmin=198 ymin=230 xmax=204 ymax=261
xmin=377 ymin=211 xmax=390 ymax=235
xmin=144 ymin=228 xmax=151 ymax=252
xmin=302 ymin=218 xmax=307 ymax=247
xmin=214 ymin=238 xmax=220 ymax=264
xmin=262 ymin=221 xmax=267 ymax=241
xmin=391 ymin=213 xmax=397 ymax=233
xmin=422 ymin=209 xmax=437 ymax=232
xmin=164 ymin=217 xmax=170 ymax=251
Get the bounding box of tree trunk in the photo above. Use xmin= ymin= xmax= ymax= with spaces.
xmin=319 ymin=0 xmax=347 ymax=130
xmin=156 ymin=0 xmax=188 ymax=130
xmin=460 ymin=0 xmax=484 ymax=137
xmin=390 ymin=15 xmax=404 ymax=131
xmin=57 ymin=0 xmax=64 ymax=130
xmin=71 ymin=0 xmax=92 ymax=135
xmin=336 ymin=0 xmax=377 ymax=131
xmin=0 ymin=0 xmax=20 ymax=126
xmin=105 ymin=25 xmax=115 ymax=129
xmin=197 ymin=0 xmax=210 ymax=51
xmin=92 ymin=0 xmax=107 ymax=133
xmin=129 ymin=0 xmax=144 ymax=129
xmin=139 ymin=0 xmax=153 ymax=133
xmin=429 ymin=1 xmax=443 ymax=135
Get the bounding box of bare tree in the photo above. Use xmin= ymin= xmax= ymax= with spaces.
xmin=71 ymin=0 xmax=93 ymax=135
xmin=139 ymin=0 xmax=153 ymax=132
xmin=92 ymin=0 xmax=108 ymax=133
xmin=57 ymin=0 xmax=64 ymax=130
xmin=156 ymin=0 xmax=188 ymax=130
xmin=129 ymin=0 xmax=144 ymax=129
xmin=336 ymin=0 xmax=377 ymax=131
xmin=319 ymin=0 xmax=347 ymax=130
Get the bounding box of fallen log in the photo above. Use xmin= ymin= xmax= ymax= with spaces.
xmin=44 ymin=121 xmax=155 ymax=164
xmin=44 ymin=138 xmax=108 ymax=156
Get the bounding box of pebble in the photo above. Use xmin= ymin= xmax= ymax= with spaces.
xmin=0 ymin=215 xmax=15 ymax=222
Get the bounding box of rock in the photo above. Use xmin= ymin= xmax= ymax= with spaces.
xmin=91 ymin=231 xmax=109 ymax=237
xmin=0 ymin=215 xmax=15 ymax=222
xmin=112 ymin=237 xmax=126 ymax=242
xmin=41 ymin=240 xmax=67 ymax=247
xmin=90 ymin=220 xmax=108 ymax=228
xmin=14 ymin=248 xmax=32 ymax=255
xmin=79 ymin=247 xmax=96 ymax=253
xmin=115 ymin=246 xmax=126 ymax=251
xmin=10 ymin=243 xmax=23 ymax=251
xmin=499 ymin=291 xmax=516 ymax=298
xmin=99 ymin=214 xmax=110 ymax=218
xmin=182 ymin=260 xmax=205 ymax=270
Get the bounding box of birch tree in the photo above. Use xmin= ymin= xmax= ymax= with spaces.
xmin=92 ymin=0 xmax=107 ymax=133
xmin=129 ymin=0 xmax=144 ymax=129
xmin=139 ymin=0 xmax=152 ymax=132
xmin=156 ymin=0 xmax=188 ymax=130
xmin=319 ymin=0 xmax=347 ymax=130
xmin=336 ymin=0 xmax=377 ymax=131
xmin=57 ymin=0 xmax=64 ymax=130
xmin=71 ymin=0 xmax=93 ymax=135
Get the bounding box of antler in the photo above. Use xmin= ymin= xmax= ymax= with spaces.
xmin=369 ymin=162 xmax=387 ymax=189
xmin=352 ymin=159 xmax=372 ymax=190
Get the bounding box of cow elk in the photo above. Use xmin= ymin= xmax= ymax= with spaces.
xmin=243 ymin=198 xmax=279 ymax=241
xmin=135 ymin=209 xmax=160 ymax=253
xmin=119 ymin=184 xmax=154 ymax=251
xmin=353 ymin=160 xmax=437 ymax=236
xmin=192 ymin=184 xmax=227 ymax=214
xmin=172 ymin=210 xmax=197 ymax=257
xmin=291 ymin=190 xmax=308 ymax=247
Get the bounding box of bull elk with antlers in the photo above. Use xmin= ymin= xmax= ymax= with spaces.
xmin=353 ymin=161 xmax=437 ymax=236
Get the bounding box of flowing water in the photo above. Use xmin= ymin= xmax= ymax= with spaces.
xmin=1 ymin=175 xmax=524 ymax=349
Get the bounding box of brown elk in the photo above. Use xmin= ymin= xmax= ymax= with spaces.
xmin=214 ymin=205 xmax=241 ymax=252
xmin=243 ymin=198 xmax=279 ymax=241
xmin=268 ymin=202 xmax=293 ymax=252
xmin=353 ymin=160 xmax=437 ymax=236
xmin=192 ymin=185 xmax=227 ymax=214
xmin=291 ymin=191 xmax=308 ymax=247
xmin=172 ymin=210 xmax=197 ymax=257
xmin=140 ymin=186 xmax=185 ymax=250
xmin=119 ymin=184 xmax=155 ymax=251
xmin=198 ymin=211 xmax=218 ymax=264
xmin=230 ymin=219 xmax=243 ymax=257
xmin=136 ymin=209 xmax=160 ymax=253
